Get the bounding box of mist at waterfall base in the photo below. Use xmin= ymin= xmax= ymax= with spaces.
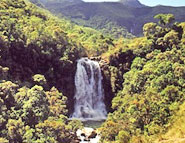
xmin=71 ymin=58 xmax=107 ymax=121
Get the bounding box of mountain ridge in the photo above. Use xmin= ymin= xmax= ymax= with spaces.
xmin=119 ymin=0 xmax=144 ymax=7
xmin=37 ymin=0 xmax=185 ymax=36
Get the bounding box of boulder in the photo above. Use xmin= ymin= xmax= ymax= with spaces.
xmin=88 ymin=130 xmax=98 ymax=139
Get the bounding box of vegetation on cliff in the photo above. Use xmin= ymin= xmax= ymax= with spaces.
xmin=100 ymin=14 xmax=185 ymax=143
xmin=0 ymin=0 xmax=85 ymax=142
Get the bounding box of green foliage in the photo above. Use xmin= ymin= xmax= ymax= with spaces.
xmin=100 ymin=121 xmax=127 ymax=142
xmin=34 ymin=119 xmax=75 ymax=143
xmin=143 ymin=22 xmax=157 ymax=38
xmin=21 ymin=85 xmax=49 ymax=125
xmin=65 ymin=24 xmax=115 ymax=56
xmin=6 ymin=118 xmax=25 ymax=142
xmin=157 ymin=102 xmax=185 ymax=142
xmin=0 ymin=81 xmax=80 ymax=142
xmin=1 ymin=0 xmax=185 ymax=142
xmin=0 ymin=0 xmax=85 ymax=91
xmin=0 ymin=66 xmax=9 ymax=80
xmin=46 ymin=87 xmax=68 ymax=117
xmin=154 ymin=14 xmax=175 ymax=26
xmin=101 ymin=14 xmax=185 ymax=143
xmin=33 ymin=74 xmax=47 ymax=86
xmin=116 ymin=130 xmax=130 ymax=143
xmin=109 ymin=66 xmax=123 ymax=93
xmin=0 ymin=97 xmax=8 ymax=132
xmin=0 ymin=81 xmax=18 ymax=109
xmin=163 ymin=30 xmax=180 ymax=47
xmin=0 ymin=0 xmax=89 ymax=117
xmin=67 ymin=119 xmax=83 ymax=132
xmin=131 ymin=57 xmax=146 ymax=70
xmin=39 ymin=0 xmax=135 ymax=38
xmin=0 ymin=1 xmax=86 ymax=141
xmin=0 ymin=138 xmax=9 ymax=143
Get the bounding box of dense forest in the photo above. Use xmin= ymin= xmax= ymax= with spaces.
xmin=100 ymin=14 xmax=185 ymax=142
xmin=0 ymin=0 xmax=185 ymax=143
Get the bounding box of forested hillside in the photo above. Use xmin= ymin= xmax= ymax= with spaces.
xmin=0 ymin=0 xmax=87 ymax=142
xmin=0 ymin=0 xmax=115 ymax=107
xmin=0 ymin=0 xmax=116 ymax=142
xmin=34 ymin=0 xmax=185 ymax=36
xmin=0 ymin=0 xmax=185 ymax=143
xmin=100 ymin=14 xmax=185 ymax=143
xmin=31 ymin=0 xmax=135 ymax=38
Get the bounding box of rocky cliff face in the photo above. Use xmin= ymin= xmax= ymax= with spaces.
xmin=97 ymin=50 xmax=135 ymax=112
xmin=119 ymin=0 xmax=144 ymax=7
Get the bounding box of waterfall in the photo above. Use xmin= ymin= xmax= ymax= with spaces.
xmin=72 ymin=58 xmax=107 ymax=121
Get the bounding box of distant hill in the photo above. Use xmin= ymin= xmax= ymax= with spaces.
xmin=33 ymin=0 xmax=185 ymax=36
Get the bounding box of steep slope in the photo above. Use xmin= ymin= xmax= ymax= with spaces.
xmin=0 ymin=0 xmax=115 ymax=115
xmin=39 ymin=0 xmax=83 ymax=8
xmin=119 ymin=0 xmax=144 ymax=7
xmin=0 ymin=0 xmax=84 ymax=142
xmin=36 ymin=1 xmax=134 ymax=38
xmin=155 ymin=102 xmax=185 ymax=143
xmin=36 ymin=0 xmax=185 ymax=36
xmin=99 ymin=15 xmax=185 ymax=143
xmin=0 ymin=0 xmax=85 ymax=114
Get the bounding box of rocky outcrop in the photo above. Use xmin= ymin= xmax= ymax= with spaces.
xmin=76 ymin=127 xmax=99 ymax=143
xmin=100 ymin=50 xmax=135 ymax=112
xmin=119 ymin=0 xmax=144 ymax=7
xmin=88 ymin=131 xmax=98 ymax=139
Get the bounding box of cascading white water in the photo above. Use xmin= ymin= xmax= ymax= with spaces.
xmin=72 ymin=58 xmax=107 ymax=121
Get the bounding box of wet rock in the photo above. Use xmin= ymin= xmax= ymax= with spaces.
xmin=88 ymin=130 xmax=97 ymax=139
xmin=76 ymin=127 xmax=100 ymax=143
xmin=90 ymin=56 xmax=101 ymax=61
xmin=84 ymin=138 xmax=90 ymax=141
xmin=72 ymin=139 xmax=81 ymax=143
xmin=81 ymin=133 xmax=86 ymax=137
xmin=99 ymin=60 xmax=109 ymax=67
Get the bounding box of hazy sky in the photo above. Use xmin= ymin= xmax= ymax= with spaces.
xmin=83 ymin=0 xmax=185 ymax=7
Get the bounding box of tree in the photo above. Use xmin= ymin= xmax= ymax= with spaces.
xmin=46 ymin=87 xmax=68 ymax=117
xmin=163 ymin=30 xmax=180 ymax=48
xmin=116 ymin=130 xmax=130 ymax=143
xmin=32 ymin=74 xmax=47 ymax=86
xmin=154 ymin=14 xmax=175 ymax=27
xmin=0 ymin=81 xmax=18 ymax=109
xmin=6 ymin=118 xmax=25 ymax=143
xmin=0 ymin=138 xmax=9 ymax=143
xmin=143 ymin=22 xmax=157 ymax=38
xmin=35 ymin=119 xmax=76 ymax=143
xmin=18 ymin=85 xmax=49 ymax=126
xmin=0 ymin=97 xmax=8 ymax=133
